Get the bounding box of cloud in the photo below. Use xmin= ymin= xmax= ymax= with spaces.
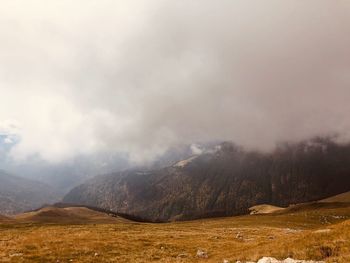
xmin=0 ymin=120 xmax=21 ymax=136
xmin=1 ymin=0 xmax=350 ymax=163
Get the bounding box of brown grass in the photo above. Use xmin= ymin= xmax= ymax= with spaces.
xmin=1 ymin=203 xmax=350 ymax=262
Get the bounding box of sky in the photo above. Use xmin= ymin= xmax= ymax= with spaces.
xmin=1 ymin=0 xmax=350 ymax=164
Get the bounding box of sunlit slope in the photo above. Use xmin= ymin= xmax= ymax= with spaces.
xmin=14 ymin=206 xmax=129 ymax=224
xmin=1 ymin=202 xmax=350 ymax=262
xmin=321 ymin=191 xmax=350 ymax=203
xmin=0 ymin=214 xmax=12 ymax=222
xmin=249 ymin=204 xmax=285 ymax=214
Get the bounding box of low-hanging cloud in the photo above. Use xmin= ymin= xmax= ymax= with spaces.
xmin=1 ymin=0 xmax=350 ymax=163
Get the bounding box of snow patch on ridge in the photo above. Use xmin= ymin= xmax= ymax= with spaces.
xmin=174 ymin=156 xmax=198 ymax=168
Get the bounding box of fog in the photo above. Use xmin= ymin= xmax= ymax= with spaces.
xmin=1 ymin=0 xmax=350 ymax=164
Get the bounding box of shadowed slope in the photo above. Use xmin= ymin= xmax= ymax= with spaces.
xmin=64 ymin=138 xmax=350 ymax=222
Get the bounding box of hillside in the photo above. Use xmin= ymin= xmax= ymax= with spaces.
xmin=0 ymin=214 xmax=12 ymax=222
xmin=0 ymin=170 xmax=60 ymax=215
xmin=249 ymin=204 xmax=285 ymax=215
xmin=320 ymin=191 xmax=350 ymax=203
xmin=1 ymin=201 xmax=350 ymax=262
xmin=15 ymin=206 xmax=129 ymax=224
xmin=64 ymin=138 xmax=350 ymax=222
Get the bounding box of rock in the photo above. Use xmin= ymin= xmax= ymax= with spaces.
xmin=196 ymin=249 xmax=208 ymax=258
xmin=9 ymin=253 xmax=23 ymax=257
xmin=177 ymin=253 xmax=188 ymax=258
xmin=223 ymin=260 xmax=229 ymax=263
xmin=257 ymin=258 xmax=282 ymax=263
xmin=236 ymin=232 xmax=243 ymax=240
xmin=284 ymin=228 xmax=302 ymax=234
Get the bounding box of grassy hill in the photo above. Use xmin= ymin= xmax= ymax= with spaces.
xmin=14 ymin=206 xmax=129 ymax=224
xmin=1 ymin=202 xmax=350 ymax=262
xmin=0 ymin=214 xmax=12 ymax=222
xmin=249 ymin=204 xmax=285 ymax=214
xmin=321 ymin=191 xmax=350 ymax=203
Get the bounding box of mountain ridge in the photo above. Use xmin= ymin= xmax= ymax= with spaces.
xmin=0 ymin=170 xmax=60 ymax=215
xmin=63 ymin=138 xmax=350 ymax=222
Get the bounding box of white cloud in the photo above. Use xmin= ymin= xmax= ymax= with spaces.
xmin=0 ymin=120 xmax=21 ymax=136
xmin=1 ymin=1 xmax=350 ymax=163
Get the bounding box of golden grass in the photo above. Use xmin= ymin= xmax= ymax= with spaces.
xmin=321 ymin=191 xmax=350 ymax=203
xmin=1 ymin=204 xmax=350 ymax=263
xmin=249 ymin=204 xmax=285 ymax=214
xmin=14 ymin=206 xmax=128 ymax=224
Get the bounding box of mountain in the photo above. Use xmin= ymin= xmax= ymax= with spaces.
xmin=0 ymin=144 xmax=204 ymax=195
xmin=63 ymin=138 xmax=350 ymax=222
xmin=0 ymin=170 xmax=60 ymax=215
xmin=1 ymin=152 xmax=131 ymax=195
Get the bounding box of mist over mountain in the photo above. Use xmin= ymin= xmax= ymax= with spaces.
xmin=1 ymin=1 xmax=350 ymax=165
xmin=0 ymin=170 xmax=59 ymax=215
xmin=2 ymin=2 xmax=350 ymax=261
xmin=1 ymin=0 xmax=350 ymax=221
xmin=64 ymin=137 xmax=350 ymax=222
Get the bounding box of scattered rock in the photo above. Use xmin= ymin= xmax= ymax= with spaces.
xmin=177 ymin=253 xmax=188 ymax=258
xmin=223 ymin=260 xmax=229 ymax=263
xmin=284 ymin=228 xmax=302 ymax=234
xmin=94 ymin=252 xmax=99 ymax=256
xmin=9 ymin=253 xmax=23 ymax=257
xmin=196 ymin=249 xmax=208 ymax=258
xmin=236 ymin=232 xmax=243 ymax=240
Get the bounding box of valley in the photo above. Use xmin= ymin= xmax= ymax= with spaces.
xmin=2 ymin=1 xmax=350 ymax=262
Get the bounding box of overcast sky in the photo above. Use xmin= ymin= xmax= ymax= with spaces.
xmin=1 ymin=0 xmax=350 ymax=163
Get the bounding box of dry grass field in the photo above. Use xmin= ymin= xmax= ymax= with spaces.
xmin=1 ymin=203 xmax=350 ymax=263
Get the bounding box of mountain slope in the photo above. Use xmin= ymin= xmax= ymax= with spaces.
xmin=63 ymin=138 xmax=350 ymax=222
xmin=0 ymin=170 xmax=60 ymax=215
